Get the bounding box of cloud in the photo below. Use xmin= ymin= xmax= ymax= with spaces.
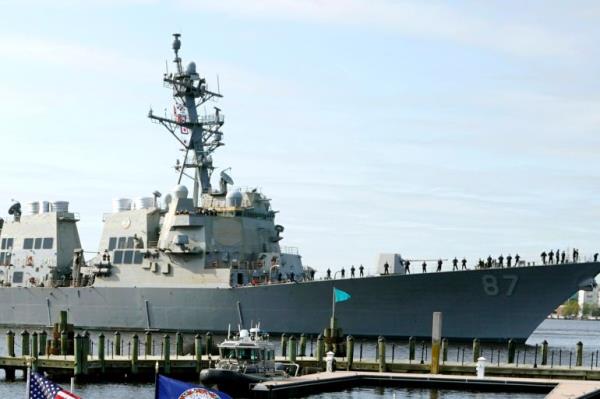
xmin=180 ymin=0 xmax=580 ymax=57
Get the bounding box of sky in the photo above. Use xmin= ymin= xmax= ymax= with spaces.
xmin=0 ymin=0 xmax=599 ymax=274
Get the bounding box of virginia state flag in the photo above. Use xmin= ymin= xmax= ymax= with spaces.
xmin=155 ymin=375 xmax=232 ymax=399
xmin=334 ymin=288 xmax=351 ymax=303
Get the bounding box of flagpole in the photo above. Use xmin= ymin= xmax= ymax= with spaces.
xmin=331 ymin=286 xmax=336 ymax=325
xmin=25 ymin=364 xmax=30 ymax=399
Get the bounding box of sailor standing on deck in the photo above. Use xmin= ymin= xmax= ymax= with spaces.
xmin=404 ymin=260 xmax=411 ymax=274
xmin=561 ymin=251 xmax=566 ymax=264
xmin=341 ymin=267 xmax=345 ymax=278
xmin=541 ymin=251 xmax=547 ymax=265
xmin=452 ymin=257 xmax=458 ymax=271
xmin=507 ymin=254 xmax=513 ymax=268
xmin=384 ymin=262 xmax=390 ymax=275
xmin=548 ymin=250 xmax=554 ymax=264
xmin=498 ymin=254 xmax=504 ymax=268
xmin=326 ymin=268 xmax=331 ymax=279
xmin=487 ymin=255 xmax=492 ymax=268
xmin=359 ymin=264 xmax=364 ymax=277
xmin=594 ymin=253 xmax=599 ymax=263
xmin=461 ymin=258 xmax=467 ymax=270
xmin=350 ymin=265 xmax=356 ymax=278
xmin=436 ymin=259 xmax=443 ymax=272
xmin=422 ymin=262 xmax=427 ymax=273
xmin=515 ymin=253 xmax=520 ymax=266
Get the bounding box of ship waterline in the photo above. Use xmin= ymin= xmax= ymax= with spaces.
xmin=0 ymin=262 xmax=597 ymax=342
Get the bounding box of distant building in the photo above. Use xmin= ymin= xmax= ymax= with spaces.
xmin=578 ymin=287 xmax=600 ymax=316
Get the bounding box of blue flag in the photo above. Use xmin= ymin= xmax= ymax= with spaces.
xmin=334 ymin=288 xmax=351 ymax=303
xmin=155 ymin=375 xmax=232 ymax=399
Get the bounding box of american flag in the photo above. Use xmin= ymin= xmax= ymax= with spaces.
xmin=29 ymin=372 xmax=81 ymax=399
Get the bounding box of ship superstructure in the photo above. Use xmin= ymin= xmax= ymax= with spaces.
xmin=0 ymin=34 xmax=599 ymax=342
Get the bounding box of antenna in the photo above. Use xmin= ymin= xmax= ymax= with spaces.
xmin=216 ymin=74 xmax=221 ymax=95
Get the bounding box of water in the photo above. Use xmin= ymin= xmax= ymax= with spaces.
xmin=298 ymin=386 xmax=545 ymax=398
xmin=0 ymin=319 xmax=595 ymax=398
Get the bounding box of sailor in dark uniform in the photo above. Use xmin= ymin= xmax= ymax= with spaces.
xmin=487 ymin=255 xmax=492 ymax=268
xmin=498 ymin=254 xmax=504 ymax=268
xmin=541 ymin=251 xmax=547 ymax=265
xmin=384 ymin=262 xmax=390 ymax=275
xmin=436 ymin=259 xmax=442 ymax=272
xmin=422 ymin=262 xmax=427 ymax=273
xmin=350 ymin=265 xmax=356 ymax=278
xmin=359 ymin=264 xmax=364 ymax=277
xmin=461 ymin=258 xmax=467 ymax=270
xmin=548 ymin=251 xmax=554 ymax=264
xmin=515 ymin=253 xmax=520 ymax=265
xmin=594 ymin=253 xmax=599 ymax=263
xmin=326 ymin=268 xmax=331 ymax=279
xmin=506 ymin=254 xmax=512 ymax=268
xmin=452 ymin=257 xmax=458 ymax=271
xmin=341 ymin=267 xmax=345 ymax=278
xmin=404 ymin=260 xmax=411 ymax=274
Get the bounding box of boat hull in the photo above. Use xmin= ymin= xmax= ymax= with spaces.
xmin=200 ymin=368 xmax=267 ymax=397
xmin=0 ymin=263 xmax=598 ymax=341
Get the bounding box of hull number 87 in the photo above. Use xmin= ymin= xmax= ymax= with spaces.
xmin=482 ymin=275 xmax=518 ymax=296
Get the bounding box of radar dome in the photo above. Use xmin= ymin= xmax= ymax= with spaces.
xmin=186 ymin=62 xmax=197 ymax=75
xmin=173 ymin=185 xmax=188 ymax=199
xmin=226 ymin=190 xmax=243 ymax=208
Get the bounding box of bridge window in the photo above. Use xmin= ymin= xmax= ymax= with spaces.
xmin=6 ymin=238 xmax=13 ymax=249
xmin=0 ymin=253 xmax=4 ymax=264
xmin=123 ymin=250 xmax=134 ymax=264
xmin=133 ymin=251 xmax=143 ymax=264
xmin=126 ymin=237 xmax=135 ymax=249
xmin=43 ymin=238 xmax=54 ymax=249
xmin=113 ymin=250 xmax=123 ymax=264
xmin=108 ymin=237 xmax=117 ymax=251
xmin=23 ymin=238 xmax=34 ymax=250
xmin=12 ymin=271 xmax=23 ymax=284
xmin=1 ymin=239 xmax=5 ymax=249
xmin=34 ymin=238 xmax=42 ymax=250
xmin=117 ymin=237 xmax=126 ymax=249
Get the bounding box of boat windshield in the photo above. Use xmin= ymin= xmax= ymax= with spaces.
xmin=236 ymin=348 xmax=260 ymax=361
xmin=221 ymin=348 xmax=237 ymax=359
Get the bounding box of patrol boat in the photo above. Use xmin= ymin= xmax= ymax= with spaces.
xmin=200 ymin=327 xmax=298 ymax=397
xmin=0 ymin=34 xmax=599 ymax=341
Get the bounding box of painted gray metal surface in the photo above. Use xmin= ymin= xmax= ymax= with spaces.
xmin=0 ymin=262 xmax=597 ymax=341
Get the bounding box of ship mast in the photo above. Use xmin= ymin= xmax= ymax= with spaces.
xmin=148 ymin=33 xmax=224 ymax=206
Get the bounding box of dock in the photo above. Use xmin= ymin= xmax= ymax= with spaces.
xmin=252 ymin=371 xmax=600 ymax=399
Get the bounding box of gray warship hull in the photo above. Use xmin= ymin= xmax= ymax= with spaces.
xmin=0 ymin=262 xmax=597 ymax=341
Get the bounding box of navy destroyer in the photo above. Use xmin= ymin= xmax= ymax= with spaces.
xmin=0 ymin=34 xmax=599 ymax=341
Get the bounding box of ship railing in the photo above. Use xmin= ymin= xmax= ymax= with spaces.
xmin=281 ymin=246 xmax=299 ymax=256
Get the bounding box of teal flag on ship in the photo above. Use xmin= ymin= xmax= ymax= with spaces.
xmin=334 ymin=288 xmax=351 ymax=303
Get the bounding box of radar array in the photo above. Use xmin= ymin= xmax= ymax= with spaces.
xmin=148 ymin=33 xmax=224 ymax=206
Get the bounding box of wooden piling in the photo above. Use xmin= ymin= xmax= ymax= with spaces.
xmin=472 ymin=338 xmax=480 ymax=363
xmin=39 ymin=331 xmax=47 ymax=356
xmin=145 ymin=331 xmax=152 ymax=357
xmin=21 ymin=330 xmax=30 ymax=357
xmin=541 ymin=340 xmax=548 ymax=366
xmin=281 ymin=333 xmax=288 ymax=357
xmin=114 ymin=331 xmax=122 ymax=356
xmin=288 ymin=335 xmax=297 ymax=363
xmin=346 ymin=335 xmax=354 ymax=371
xmin=163 ymin=334 xmax=171 ymax=375
xmin=176 ymin=332 xmax=183 ymax=357
xmin=408 ymin=336 xmax=416 ymax=361
xmin=378 ymin=336 xmax=386 ymax=372
xmin=98 ymin=333 xmax=106 ymax=374
xmin=60 ymin=330 xmax=68 ymax=356
xmin=74 ymin=334 xmax=83 ymax=376
xmin=508 ymin=339 xmax=515 ymax=364
xmin=442 ymin=338 xmax=448 ymax=363
xmin=577 ymin=342 xmax=583 ymax=367
xmin=205 ymin=332 xmax=213 ymax=357
xmin=299 ymin=333 xmax=307 ymax=357
xmin=6 ymin=330 xmax=15 ymax=357
xmin=316 ymin=334 xmax=324 ymax=367
xmin=431 ymin=312 xmax=442 ymax=374
xmin=195 ymin=334 xmax=202 ymax=373
xmin=31 ymin=332 xmax=38 ymax=371
xmin=131 ymin=334 xmax=139 ymax=374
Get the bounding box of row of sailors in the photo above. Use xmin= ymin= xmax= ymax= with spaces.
xmin=326 ymin=249 xmax=600 ymax=278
